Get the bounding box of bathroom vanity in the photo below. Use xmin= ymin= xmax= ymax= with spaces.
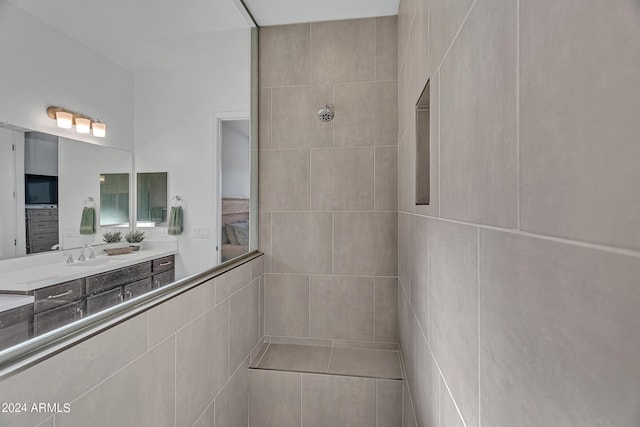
xmin=0 ymin=244 xmax=176 ymax=350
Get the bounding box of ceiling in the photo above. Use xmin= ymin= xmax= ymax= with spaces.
xmin=242 ymin=0 xmax=400 ymax=26
xmin=8 ymin=0 xmax=251 ymax=72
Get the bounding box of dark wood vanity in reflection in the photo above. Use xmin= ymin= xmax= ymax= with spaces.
xmin=0 ymin=254 xmax=175 ymax=350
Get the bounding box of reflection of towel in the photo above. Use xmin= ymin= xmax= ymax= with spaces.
xmin=150 ymin=207 xmax=164 ymax=222
xmin=168 ymin=206 xmax=183 ymax=235
xmin=80 ymin=207 xmax=96 ymax=235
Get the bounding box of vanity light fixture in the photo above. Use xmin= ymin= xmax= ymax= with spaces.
xmin=46 ymin=106 xmax=107 ymax=138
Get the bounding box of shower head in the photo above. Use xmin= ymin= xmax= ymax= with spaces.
xmin=317 ymin=104 xmax=335 ymax=122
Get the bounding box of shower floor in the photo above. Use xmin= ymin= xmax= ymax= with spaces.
xmin=250 ymin=343 xmax=403 ymax=380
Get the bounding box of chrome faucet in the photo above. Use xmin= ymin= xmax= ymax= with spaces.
xmin=63 ymin=253 xmax=74 ymax=264
xmin=78 ymin=244 xmax=95 ymax=261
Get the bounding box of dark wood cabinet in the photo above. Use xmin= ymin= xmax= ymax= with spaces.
xmin=124 ymin=278 xmax=152 ymax=300
xmin=34 ymin=301 xmax=83 ymax=336
xmin=0 ymin=305 xmax=33 ymax=350
xmin=2 ymin=253 xmax=175 ymax=342
xmin=25 ymin=208 xmax=59 ymax=254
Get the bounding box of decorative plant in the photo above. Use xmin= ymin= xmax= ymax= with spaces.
xmin=125 ymin=230 xmax=145 ymax=244
xmin=102 ymin=230 xmax=123 ymax=243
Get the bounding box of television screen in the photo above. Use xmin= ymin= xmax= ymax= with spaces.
xmin=25 ymin=174 xmax=58 ymax=205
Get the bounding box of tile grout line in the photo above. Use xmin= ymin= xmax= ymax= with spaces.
xmin=373 ymin=278 xmax=377 ymax=341
xmin=437 ymin=72 xmax=441 ymax=217
xmin=516 ymin=0 xmax=521 ymax=232
xmin=373 ymin=18 xmax=377 ymax=81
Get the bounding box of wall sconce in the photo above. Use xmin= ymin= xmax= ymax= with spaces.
xmin=46 ymin=106 xmax=107 ymax=138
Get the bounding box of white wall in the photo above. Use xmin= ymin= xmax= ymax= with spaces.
xmin=135 ymin=28 xmax=251 ymax=278
xmin=221 ymin=120 xmax=250 ymax=198
xmin=0 ymin=0 xmax=134 ymax=151
xmin=58 ymin=138 xmax=132 ymax=249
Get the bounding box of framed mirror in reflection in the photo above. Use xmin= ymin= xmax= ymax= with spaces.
xmin=136 ymin=172 xmax=168 ymax=227
xmin=0 ymin=126 xmax=133 ymax=260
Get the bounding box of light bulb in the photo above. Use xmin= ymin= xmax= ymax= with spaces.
xmin=75 ymin=117 xmax=91 ymax=133
xmin=56 ymin=111 xmax=73 ymax=129
xmin=92 ymin=122 xmax=106 ymax=137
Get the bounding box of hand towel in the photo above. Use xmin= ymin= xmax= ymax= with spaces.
xmin=168 ymin=206 xmax=183 ymax=235
xmin=80 ymin=207 xmax=96 ymax=235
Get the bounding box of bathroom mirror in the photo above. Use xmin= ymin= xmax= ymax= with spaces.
xmin=136 ymin=172 xmax=168 ymax=226
xmin=99 ymin=173 xmax=130 ymax=226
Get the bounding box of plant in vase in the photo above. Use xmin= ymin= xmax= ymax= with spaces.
xmin=125 ymin=230 xmax=145 ymax=251
xmin=102 ymin=230 xmax=123 ymax=243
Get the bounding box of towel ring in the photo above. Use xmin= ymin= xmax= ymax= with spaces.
xmin=171 ymin=195 xmax=183 ymax=207
xmin=84 ymin=197 xmax=96 ymax=208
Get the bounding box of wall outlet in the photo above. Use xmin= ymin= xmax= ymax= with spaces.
xmin=192 ymin=228 xmax=210 ymax=238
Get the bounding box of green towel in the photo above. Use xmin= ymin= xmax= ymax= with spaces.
xmin=80 ymin=207 xmax=95 ymax=235
xmin=168 ymin=206 xmax=183 ymax=235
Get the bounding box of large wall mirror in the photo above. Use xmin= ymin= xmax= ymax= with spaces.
xmin=0 ymin=0 xmax=257 ymax=355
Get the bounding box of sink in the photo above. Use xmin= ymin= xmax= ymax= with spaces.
xmin=67 ymin=258 xmax=112 ymax=267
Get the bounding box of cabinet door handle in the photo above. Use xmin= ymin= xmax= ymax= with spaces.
xmin=47 ymin=289 xmax=73 ymax=299
xmin=118 ymin=293 xmax=124 ymax=303
xmin=76 ymin=307 xmax=84 ymax=319
xmin=159 ymin=261 xmax=173 ymax=266
xmin=126 ymin=290 xmax=132 ymax=299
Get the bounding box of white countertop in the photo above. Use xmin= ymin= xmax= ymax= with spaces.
xmin=0 ymin=244 xmax=177 ymax=292
xmin=0 ymin=294 xmax=34 ymax=311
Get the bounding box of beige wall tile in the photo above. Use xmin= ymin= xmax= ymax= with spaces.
xmin=271 ymin=85 xmax=333 ymax=149
xmin=377 ymin=380 xmax=403 ymax=427
xmin=328 ymin=347 xmax=402 ymax=379
xmin=398 ymin=212 xmax=415 ymax=296
xmin=259 ymin=87 xmax=271 ymax=149
xmin=271 ymin=212 xmax=333 ymax=274
xmin=375 ymin=277 xmax=398 ymax=342
xmin=398 ymin=286 xmax=415 ymax=393
xmin=398 ymin=116 xmax=416 ymax=214
xmin=176 ymin=301 xmax=229 ymax=426
xmin=310 ymin=275 xmax=375 ymax=341
xmin=520 ymin=0 xmax=640 ymax=250
xmin=398 ymin=0 xmax=416 ymax=65
xmin=439 ymin=0 xmax=517 ymax=228
xmin=334 ymin=212 xmax=398 ymax=276
xmin=264 ymin=274 xmax=310 ymax=337
xmin=56 ymin=336 xmax=175 ymax=427
xmin=375 ymin=146 xmax=398 ymax=211
xmin=251 ymin=256 xmax=265 ymax=280
xmin=147 ymin=285 xmax=207 ymax=348
xmin=310 ymin=19 xmax=374 ymax=83
xmin=216 ymin=261 xmax=252 ymax=303
xmin=407 ymin=0 xmax=429 ymax=100
xmin=411 ymin=215 xmax=428 ymax=338
xmin=310 ymin=147 xmax=374 ymax=211
xmin=259 ymin=149 xmax=310 ymax=212
xmin=428 ymin=219 xmax=478 ymax=427
xmin=214 ymin=356 xmax=249 ymax=427
xmin=249 ymin=370 xmax=301 ymax=427
xmin=479 ymin=230 xmax=640 ymax=426
xmin=259 ymin=24 xmax=310 ymax=87
xmin=0 ymin=315 xmax=148 ymax=427
xmin=398 ymin=60 xmax=414 ymax=139
xmin=230 ymin=279 xmax=259 ymax=374
xmin=375 ymin=16 xmax=398 ymax=81
xmin=428 ymin=0 xmax=474 ymax=75
xmin=402 ymin=380 xmax=418 ymax=427
xmin=440 ymin=382 xmax=466 ymax=427
xmin=334 ymin=81 xmax=398 ymax=147
xmin=413 ymin=331 xmax=438 ymax=427
xmin=301 ymin=374 xmax=376 ymax=427
xmin=259 ymin=211 xmax=272 ymax=273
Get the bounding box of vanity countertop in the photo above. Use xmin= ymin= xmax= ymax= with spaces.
xmin=0 ymin=247 xmax=177 ymax=293
xmin=0 ymin=294 xmax=35 ymax=312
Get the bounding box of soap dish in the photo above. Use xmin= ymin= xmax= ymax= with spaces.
xmin=104 ymin=247 xmax=132 ymax=256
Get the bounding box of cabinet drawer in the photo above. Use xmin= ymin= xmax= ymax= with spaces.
xmin=28 ymin=231 xmax=59 ymax=243
xmin=0 ymin=319 xmax=31 ymax=351
xmin=153 ymin=255 xmax=175 ymax=273
xmin=28 ymin=220 xmax=58 ymax=232
xmin=0 ymin=304 xmax=33 ymax=329
xmin=86 ymin=261 xmax=151 ymax=295
xmin=86 ymin=288 xmax=123 ymax=315
xmin=34 ymin=301 xmax=83 ymax=336
xmin=27 ymin=209 xmax=58 ymax=219
xmin=34 ymin=279 xmax=84 ymax=313
xmin=124 ymin=278 xmax=152 ymax=301
xmin=152 ymin=270 xmax=174 ymax=289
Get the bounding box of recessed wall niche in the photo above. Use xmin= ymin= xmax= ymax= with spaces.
xmin=416 ymin=80 xmax=430 ymax=205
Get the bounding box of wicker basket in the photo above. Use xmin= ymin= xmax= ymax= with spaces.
xmin=104 ymin=247 xmax=133 ymax=256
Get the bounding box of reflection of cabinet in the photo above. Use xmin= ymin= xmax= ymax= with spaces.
xmin=0 ymin=304 xmax=33 ymax=349
xmin=25 ymin=208 xmax=59 ymax=254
